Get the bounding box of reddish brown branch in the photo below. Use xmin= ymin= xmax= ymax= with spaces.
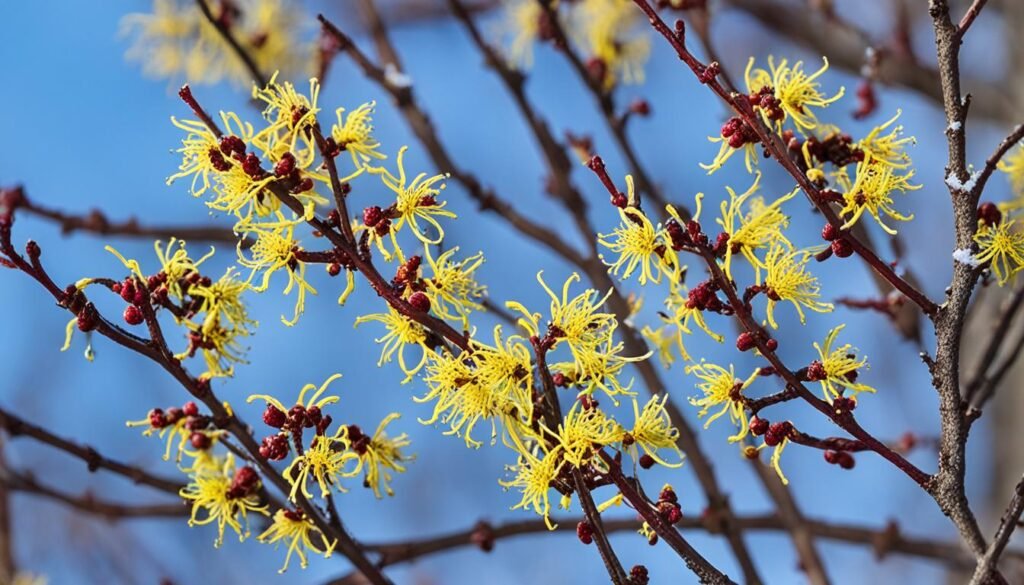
xmin=0 ymin=408 xmax=182 ymax=495
xmin=1 ymin=468 xmax=186 ymax=520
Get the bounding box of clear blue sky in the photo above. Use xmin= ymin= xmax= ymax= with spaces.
xmin=0 ymin=1 xmax=1012 ymax=583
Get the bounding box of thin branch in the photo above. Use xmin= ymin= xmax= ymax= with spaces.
xmin=7 ymin=187 xmax=242 ymax=245
xmin=534 ymin=0 xmax=671 ymax=212
xmin=958 ymin=0 xmax=989 ymax=38
xmin=194 ymin=0 xmax=269 ymax=87
xmin=970 ymin=473 xmax=1024 ymax=584
xmin=964 ymin=286 xmax=1024 ymax=406
xmin=1 ymin=468 xmax=186 ymax=520
xmin=0 ymin=408 xmax=182 ymax=495
xmin=969 ymin=124 xmax=1024 ymax=203
xmin=927 ymin=0 xmax=992 ymax=563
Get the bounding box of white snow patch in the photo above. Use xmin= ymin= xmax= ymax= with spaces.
xmin=953 ymin=248 xmax=980 ymax=268
xmin=385 ymin=63 xmax=412 ymax=88
xmin=945 ymin=170 xmax=981 ymax=192
xmin=948 ymin=121 xmax=962 ymax=132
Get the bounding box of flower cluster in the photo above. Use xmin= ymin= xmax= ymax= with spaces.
xmin=122 ymin=0 xmax=312 ymax=86
xmin=499 ymin=0 xmax=649 ymax=89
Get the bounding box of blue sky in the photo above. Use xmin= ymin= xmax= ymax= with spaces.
xmin=0 ymin=1 xmax=1015 ymax=583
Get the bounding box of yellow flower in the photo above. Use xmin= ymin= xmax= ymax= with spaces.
xmin=507 ymin=272 xmax=616 ymax=369
xmin=628 ymin=395 xmax=685 ymax=467
xmin=122 ymin=0 xmax=311 ymax=86
xmin=500 ymin=0 xmax=543 ymax=68
xmin=180 ymin=455 xmax=268 ymax=547
xmin=998 ymin=145 xmax=1024 ymax=209
xmin=577 ymin=0 xmax=650 ymax=88
xmin=716 ymin=173 xmax=797 ymax=279
xmin=154 ymin=238 xmax=215 ymax=304
xmin=657 ymin=285 xmax=723 ymax=363
xmin=686 ymin=361 xmax=757 ymax=442
xmin=500 ymin=447 xmax=565 ymax=530
xmin=640 ymin=325 xmax=676 ymax=369
xmin=554 ymin=401 xmax=622 ymax=467
xmin=368 ymin=146 xmax=454 ymax=250
xmin=760 ymin=431 xmax=792 ymax=485
xmin=745 ymin=56 xmax=844 ymax=132
xmin=598 ymin=178 xmax=677 ymax=284
xmin=809 ymin=324 xmax=875 ymax=400
xmin=247 ymin=373 xmax=343 ymax=417
xmin=974 ymin=219 xmax=1024 ymax=285
xmin=423 ymin=246 xmax=487 ymax=330
xmin=258 ymin=509 xmax=337 ymax=573
xmin=340 ymin=413 xmax=413 ymax=498
xmin=761 ymin=242 xmax=833 ymax=329
xmin=354 ymin=307 xmax=430 ymax=380
xmin=837 ymin=159 xmax=920 ymax=235
xmin=238 ymin=222 xmax=316 ymax=326
xmin=186 ymin=267 xmax=258 ymax=378
xmin=858 ymin=110 xmax=915 ymax=170
xmin=701 ymin=133 xmax=759 ymax=175
xmin=252 ymin=73 xmax=321 ymax=168
xmin=420 ymin=337 xmax=531 ymax=448
xmin=331 ymin=102 xmax=386 ymax=169
xmin=283 ymin=428 xmax=349 ymax=501
xmin=166 ymin=112 xmax=253 ymax=197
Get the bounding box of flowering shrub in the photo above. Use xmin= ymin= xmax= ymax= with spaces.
xmin=2 ymin=0 xmax=1024 ymax=584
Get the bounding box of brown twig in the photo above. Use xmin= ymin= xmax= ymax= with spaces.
xmin=10 ymin=188 xmax=243 ymax=246
xmin=0 ymin=408 xmax=183 ymax=495
xmin=1 ymin=467 xmax=186 ymax=520
xmin=970 ymin=472 xmax=1024 ymax=584
xmin=350 ymin=512 xmax=1024 ymax=573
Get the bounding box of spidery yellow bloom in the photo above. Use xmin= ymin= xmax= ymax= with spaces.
xmin=500 ymin=0 xmax=543 ymax=68
xmin=761 ymin=243 xmax=833 ymax=329
xmin=341 ymin=413 xmax=413 ymax=498
xmin=760 ymin=431 xmax=792 ymax=485
xmin=331 ymin=102 xmax=386 ymax=168
xmin=687 ymin=361 xmax=758 ymax=442
xmin=258 ymin=509 xmax=337 ymax=573
xmin=641 ymin=325 xmax=676 ymax=369
xmin=185 ymin=267 xmax=257 ymax=378
xmin=420 ymin=331 xmax=533 ymax=448
xmin=500 ymin=447 xmax=565 ymax=530
xmin=155 ymin=238 xmax=214 ymax=303
xmin=598 ymin=177 xmax=677 ymax=284
xmin=355 ymin=306 xmax=430 ymax=380
xmin=745 ymin=56 xmax=844 ymax=132
xmin=238 ymin=222 xmax=316 ymax=326
xmin=247 ymin=373 xmax=343 ymax=416
xmin=252 ymin=73 xmax=321 ymax=168
xmin=166 ymin=112 xmax=252 ymax=197
xmin=628 ymin=395 xmax=685 ymax=467
xmin=283 ymin=428 xmax=349 ymax=501
xmin=554 ymin=402 xmax=622 ymax=467
xmin=998 ymin=145 xmax=1024 ymax=210
xmin=837 ymin=159 xmax=920 ymax=235
xmin=858 ymin=110 xmax=915 ymax=170
xmin=12 ymin=573 xmax=47 ymax=585
xmin=507 ymin=272 xmax=616 ymax=377
xmin=576 ymin=0 xmax=650 ymax=88
xmin=656 ymin=286 xmax=723 ymax=363
xmin=716 ymin=173 xmax=796 ymax=279
xmin=122 ymin=0 xmax=311 ymax=87
xmin=423 ymin=246 xmax=487 ymax=330
xmin=701 ymin=123 xmax=760 ymax=175
xmin=368 ymin=146 xmax=454 ymax=251
xmin=974 ymin=219 xmax=1024 ymax=285
xmin=809 ymin=324 xmax=875 ymax=400
xmin=180 ymin=455 xmax=268 ymax=546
